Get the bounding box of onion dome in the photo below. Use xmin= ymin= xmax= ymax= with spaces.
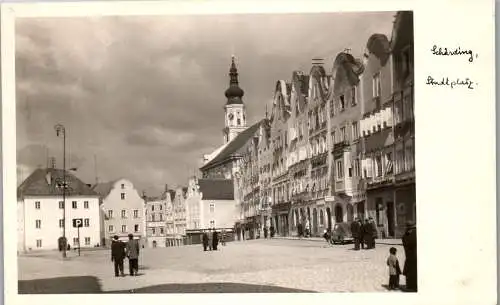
xmin=225 ymin=56 xmax=245 ymax=104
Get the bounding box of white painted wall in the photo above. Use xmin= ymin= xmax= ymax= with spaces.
xmin=21 ymin=196 xmax=100 ymax=251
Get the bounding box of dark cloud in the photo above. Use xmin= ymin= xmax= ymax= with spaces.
xmin=15 ymin=12 xmax=395 ymax=195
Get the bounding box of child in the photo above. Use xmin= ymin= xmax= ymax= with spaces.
xmin=386 ymin=247 xmax=402 ymax=290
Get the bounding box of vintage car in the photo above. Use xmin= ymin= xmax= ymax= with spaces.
xmin=331 ymin=222 xmax=354 ymax=245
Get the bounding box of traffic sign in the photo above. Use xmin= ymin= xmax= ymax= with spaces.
xmin=72 ymin=218 xmax=83 ymax=228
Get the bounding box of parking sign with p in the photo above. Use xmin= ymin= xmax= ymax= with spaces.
xmin=72 ymin=218 xmax=83 ymax=228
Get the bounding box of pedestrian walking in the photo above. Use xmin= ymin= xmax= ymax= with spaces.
xmin=322 ymin=229 xmax=332 ymax=246
xmin=202 ymin=230 xmax=209 ymax=251
xmin=263 ymin=226 xmax=268 ymax=239
xmin=126 ymin=234 xmax=140 ymax=276
xmin=297 ymin=222 xmax=303 ymax=238
xmin=212 ymin=230 xmax=219 ymax=250
xmin=369 ymin=217 xmax=378 ymax=248
xmin=350 ymin=218 xmax=361 ymax=250
xmin=386 ymin=247 xmax=402 ymax=290
xmin=363 ymin=218 xmax=373 ymax=249
xmin=208 ymin=229 xmax=213 ymax=250
xmin=305 ymin=219 xmax=311 ymax=237
xmin=359 ymin=219 xmax=365 ymax=249
xmin=269 ymin=225 xmax=275 ymax=238
xmin=402 ymin=221 xmax=417 ymax=292
xmin=110 ymin=235 xmax=125 ymax=277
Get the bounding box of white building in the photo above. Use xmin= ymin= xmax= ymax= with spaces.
xmin=17 ymin=168 xmax=100 ymax=252
xmin=92 ymin=179 xmax=146 ymax=247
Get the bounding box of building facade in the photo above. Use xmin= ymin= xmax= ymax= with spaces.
xmin=144 ymin=185 xmax=171 ymax=247
xmin=17 ymin=168 xmax=100 ymax=252
xmin=168 ymin=186 xmax=187 ymax=246
xmin=93 ymin=179 xmax=146 ymax=246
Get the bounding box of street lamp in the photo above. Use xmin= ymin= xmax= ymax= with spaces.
xmin=54 ymin=124 xmax=67 ymax=258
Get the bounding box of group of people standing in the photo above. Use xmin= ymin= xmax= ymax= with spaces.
xmin=110 ymin=234 xmax=140 ymax=277
xmin=202 ymin=229 xmax=225 ymax=251
xmin=350 ymin=217 xmax=378 ymax=250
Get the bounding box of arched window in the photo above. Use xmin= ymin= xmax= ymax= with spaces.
xmin=319 ymin=209 xmax=324 ymax=226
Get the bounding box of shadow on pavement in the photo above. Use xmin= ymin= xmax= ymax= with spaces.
xmin=19 ymin=276 xmax=102 ymax=294
xmin=109 ymin=283 xmax=315 ymax=293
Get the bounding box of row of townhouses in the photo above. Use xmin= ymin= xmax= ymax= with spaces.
xmin=200 ymin=11 xmax=414 ymax=240
xmin=16 ymin=167 xmax=196 ymax=251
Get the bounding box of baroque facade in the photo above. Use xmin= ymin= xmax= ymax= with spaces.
xmin=235 ymin=11 xmax=415 ymax=239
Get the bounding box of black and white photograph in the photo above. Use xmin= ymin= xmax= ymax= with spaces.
xmin=2 ymin=1 xmax=495 ymax=302
xmin=14 ymin=9 xmax=417 ymax=294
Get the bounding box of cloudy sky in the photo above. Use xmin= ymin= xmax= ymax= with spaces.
xmin=16 ymin=11 xmax=395 ymax=195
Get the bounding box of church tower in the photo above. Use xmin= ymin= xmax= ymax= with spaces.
xmin=223 ymin=56 xmax=247 ymax=144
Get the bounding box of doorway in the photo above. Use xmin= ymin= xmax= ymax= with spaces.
xmin=335 ymin=205 xmax=343 ymax=223
xmin=347 ymin=204 xmax=354 ymax=223
xmin=386 ymin=201 xmax=395 ymax=237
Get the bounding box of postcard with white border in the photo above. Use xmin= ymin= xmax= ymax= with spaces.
xmin=1 ymin=1 xmax=496 ymax=305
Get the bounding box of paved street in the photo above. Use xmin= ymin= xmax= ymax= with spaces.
xmin=18 ymin=238 xmax=406 ymax=293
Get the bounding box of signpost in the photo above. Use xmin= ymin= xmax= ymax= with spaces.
xmin=72 ymin=218 xmax=83 ymax=256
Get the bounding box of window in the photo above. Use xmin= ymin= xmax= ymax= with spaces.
xmin=134 ymin=224 xmax=139 ymax=232
xmin=36 ymin=239 xmax=42 ymax=248
xmin=73 ymin=237 xmax=79 ymax=246
xmin=108 ymin=210 xmax=113 ymax=219
xmin=134 ymin=210 xmax=139 ymax=218
xmin=84 ymin=201 xmax=89 ymax=209
xmin=319 ymin=210 xmax=324 ymax=226
xmin=351 ymin=86 xmax=357 ymax=105
xmin=237 ymin=118 xmax=241 ymax=126
xmin=121 ymin=193 xmax=125 ymax=200
xmin=35 ymin=201 xmax=41 ymax=209
xmin=152 ymin=228 xmax=156 ymax=235
xmin=151 ymin=214 xmax=155 ymax=222
xmin=159 ymin=213 xmax=163 ymax=221
xmin=401 ymin=47 xmax=411 ymax=77
xmin=159 ymin=205 xmax=163 ymax=210
xmin=59 ymin=219 xmax=64 ymax=228
xmin=336 ymin=160 xmax=344 ymax=179
xmin=372 ymin=73 xmax=381 ymax=97
xmin=376 ymin=155 xmax=383 ymax=177
xmin=348 ymin=167 xmax=353 ymax=178
xmin=85 ymin=237 xmax=91 ymax=245
xmin=354 ymin=158 xmax=361 ymax=177
xmin=151 ymin=205 xmax=155 ymax=211
xmin=340 ymin=95 xmax=345 ymax=110
xmin=331 ymin=131 xmax=336 ymax=145
xmin=121 ymin=225 xmax=127 ymax=233
xmin=121 ymin=210 xmax=126 ymax=219
xmin=340 ymin=127 xmax=347 ymax=141
xmin=352 ymin=122 xmax=359 ymax=140
xmin=72 ymin=201 xmax=77 ymax=209
xmin=84 ymin=218 xmax=90 ymax=227
xmin=210 ymin=220 xmax=215 ymax=228
xmin=160 ymin=227 xmax=164 ymax=235
xmin=121 ymin=183 xmax=125 ymax=189
xmin=35 ymin=220 xmax=41 ymax=229
xmin=59 ymin=201 xmax=64 ymax=209
xmin=108 ymin=225 xmax=114 ymax=232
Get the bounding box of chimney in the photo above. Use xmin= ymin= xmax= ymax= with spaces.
xmin=164 ymin=184 xmax=168 ymax=192
xmin=312 ymin=58 xmax=324 ymax=66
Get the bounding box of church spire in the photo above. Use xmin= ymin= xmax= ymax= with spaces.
xmin=224 ymin=56 xmax=244 ymax=104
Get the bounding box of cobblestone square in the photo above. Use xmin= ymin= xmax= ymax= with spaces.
xmin=19 ymin=239 xmax=406 ymax=293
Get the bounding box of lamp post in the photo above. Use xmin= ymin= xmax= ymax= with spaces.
xmin=55 ymin=124 xmax=67 ymax=258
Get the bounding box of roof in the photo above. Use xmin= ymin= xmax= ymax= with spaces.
xmin=332 ymin=52 xmax=365 ymax=87
xmin=17 ymin=168 xmax=98 ymax=199
xmin=91 ymin=181 xmax=117 ymax=198
xmin=200 ymin=120 xmax=263 ymax=171
xmin=366 ymin=34 xmax=391 ymax=66
xmin=198 ymin=179 xmax=234 ymax=200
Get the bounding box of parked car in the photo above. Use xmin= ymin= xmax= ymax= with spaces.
xmin=331 ymin=222 xmax=354 ymax=245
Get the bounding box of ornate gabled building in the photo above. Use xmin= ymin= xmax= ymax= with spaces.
xmin=329 ymin=52 xmax=365 ymax=226
xmin=144 ymin=185 xmax=171 ymax=248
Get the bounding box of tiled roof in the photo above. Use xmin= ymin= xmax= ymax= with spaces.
xmin=198 ymin=179 xmax=234 ymax=200
xmin=17 ymin=168 xmax=98 ymax=199
xmin=91 ymin=181 xmax=117 ymax=198
xmin=200 ymin=120 xmax=263 ymax=171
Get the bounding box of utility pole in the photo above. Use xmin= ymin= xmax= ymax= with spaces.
xmin=55 ymin=124 xmax=67 ymax=259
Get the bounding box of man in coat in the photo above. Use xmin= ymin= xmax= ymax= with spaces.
xmin=350 ymin=218 xmax=361 ymax=250
xmin=202 ymin=230 xmax=209 ymax=251
xmin=110 ymin=235 xmax=125 ymax=277
xmin=126 ymin=234 xmax=140 ymax=276
xmin=363 ymin=218 xmax=373 ymax=249
xmin=212 ymin=229 xmax=219 ymax=251
xmin=402 ymin=221 xmax=417 ymax=292
xmin=208 ymin=229 xmax=213 ymax=250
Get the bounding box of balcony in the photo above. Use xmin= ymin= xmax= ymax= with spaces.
xmin=366 ymin=175 xmax=395 ymax=190
xmin=333 ymin=140 xmax=349 ymax=152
